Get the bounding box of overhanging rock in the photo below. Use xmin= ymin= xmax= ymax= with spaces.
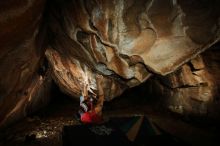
xmin=47 ymin=0 xmax=220 ymax=99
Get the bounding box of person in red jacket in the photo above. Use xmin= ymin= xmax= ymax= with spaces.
xmin=77 ymin=74 xmax=104 ymax=124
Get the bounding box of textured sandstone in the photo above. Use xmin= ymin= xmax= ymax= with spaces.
xmin=0 ymin=73 xmax=52 ymax=128
xmin=47 ymin=0 xmax=220 ymax=99
xmin=147 ymin=52 xmax=219 ymax=115
xmin=45 ymin=48 xmax=126 ymax=101
xmin=0 ymin=0 xmax=49 ymax=128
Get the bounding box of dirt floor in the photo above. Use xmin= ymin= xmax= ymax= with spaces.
xmin=0 ymin=88 xmax=219 ymax=146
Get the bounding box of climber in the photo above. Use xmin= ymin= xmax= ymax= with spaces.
xmin=76 ymin=74 xmax=104 ymax=124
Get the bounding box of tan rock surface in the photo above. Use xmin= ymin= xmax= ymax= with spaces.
xmin=147 ymin=52 xmax=219 ymax=115
xmin=0 ymin=0 xmax=50 ymax=128
xmin=47 ymin=0 xmax=220 ymax=98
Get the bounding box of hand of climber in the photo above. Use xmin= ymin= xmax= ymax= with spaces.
xmin=96 ymin=74 xmax=103 ymax=84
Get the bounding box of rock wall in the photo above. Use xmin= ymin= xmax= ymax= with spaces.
xmin=0 ymin=0 xmax=51 ymax=128
xmin=145 ymin=48 xmax=220 ymax=116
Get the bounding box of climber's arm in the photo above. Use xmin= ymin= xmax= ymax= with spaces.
xmin=95 ymin=74 xmax=104 ymax=115
xmin=82 ymin=83 xmax=88 ymax=100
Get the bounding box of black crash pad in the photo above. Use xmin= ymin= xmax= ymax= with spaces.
xmin=62 ymin=124 xmax=133 ymax=146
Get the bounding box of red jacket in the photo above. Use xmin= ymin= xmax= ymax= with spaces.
xmin=81 ymin=110 xmax=102 ymax=124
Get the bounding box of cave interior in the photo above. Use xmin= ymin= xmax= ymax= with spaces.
xmin=0 ymin=0 xmax=220 ymax=146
